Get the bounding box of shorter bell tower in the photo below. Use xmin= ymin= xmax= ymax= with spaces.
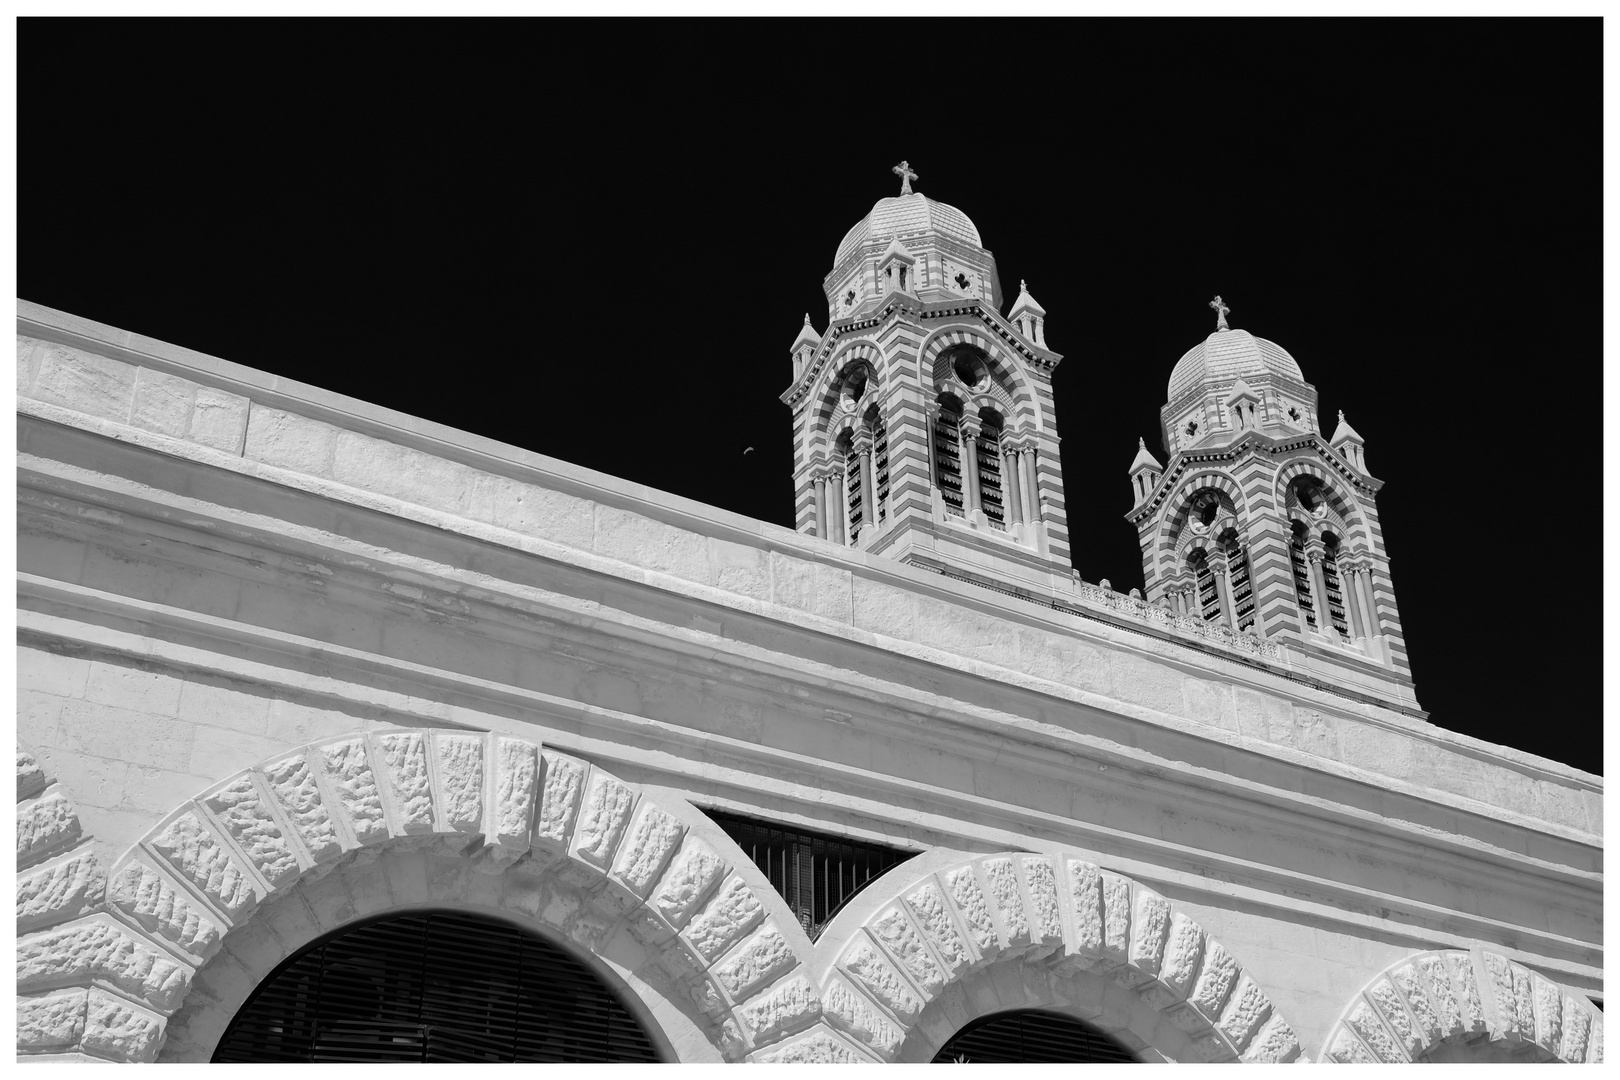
xmin=1126 ymin=299 xmax=1414 ymax=687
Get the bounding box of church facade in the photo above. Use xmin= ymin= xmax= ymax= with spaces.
xmin=15 ymin=170 xmax=1602 ymax=1063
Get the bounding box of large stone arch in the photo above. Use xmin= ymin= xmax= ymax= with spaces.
xmin=1273 ymin=458 xmax=1370 ymax=551
xmin=17 ymin=728 xmax=833 ymax=1064
xmin=809 ymin=849 xmax=1305 ymax=1063
xmin=1318 ymin=947 xmax=1603 ymax=1064
xmin=809 ymin=340 xmax=888 ymax=453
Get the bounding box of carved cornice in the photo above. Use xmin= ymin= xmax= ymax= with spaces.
xmin=1125 ymin=434 xmax=1382 ymax=527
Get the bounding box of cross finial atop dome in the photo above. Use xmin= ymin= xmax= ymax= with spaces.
xmin=1210 ymin=295 xmax=1231 ymax=332
xmin=892 ymin=160 xmax=918 ymax=196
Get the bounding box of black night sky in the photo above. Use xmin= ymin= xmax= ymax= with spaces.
xmin=19 ymin=19 xmax=1601 ymax=771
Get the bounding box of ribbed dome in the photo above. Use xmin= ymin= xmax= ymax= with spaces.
xmin=834 ymin=192 xmax=983 ymax=267
xmin=1168 ymin=329 xmax=1305 ymax=401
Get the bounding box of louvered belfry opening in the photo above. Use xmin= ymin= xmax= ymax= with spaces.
xmin=977 ymin=412 xmax=1005 ymax=528
xmin=932 ymin=1008 xmax=1140 ymax=1063
xmin=1289 ymin=523 xmax=1317 ymax=629
xmin=934 ymin=398 xmax=965 ymax=517
xmin=704 ymin=809 xmax=913 ymax=940
xmin=211 ymin=910 xmax=661 ymax=1063
xmin=1321 ymin=535 xmax=1350 ymax=635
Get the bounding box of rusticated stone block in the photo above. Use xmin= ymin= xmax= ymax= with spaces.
xmin=979 ymin=857 xmax=1028 ymax=950
xmin=82 ymin=989 xmax=165 ymax=1062
xmin=1099 ymin=871 xmax=1131 ymax=964
xmin=713 ymin=921 xmax=796 ymax=1001
xmin=1020 ymin=856 xmax=1063 ymax=947
xmin=108 ymin=859 xmax=221 ymax=959
xmin=1589 ymin=1015 xmax=1604 ymax=1063
xmin=1188 ymin=939 xmax=1239 ymax=1021
xmin=534 ymin=753 xmax=587 ymax=851
xmin=488 ymin=737 xmax=538 ymax=851
xmin=319 ymin=738 xmax=388 ymax=847
xmin=750 ymin=1023 xmax=871 ymax=1063
xmin=375 ymin=732 xmax=434 ymax=834
xmin=17 ymin=848 xmax=106 ymax=932
xmin=870 ymin=905 xmax=945 ymax=999
xmin=1366 ymin=974 xmax=1422 ymax=1058
xmin=434 ymin=733 xmax=483 ymax=834
xmin=686 ymin=974 xmax=728 ymax=1021
xmin=610 ymin=802 xmax=685 ymax=899
xmin=840 ymin=936 xmax=922 ymax=1025
xmin=1156 ymin=912 xmax=1205 ymax=1000
xmin=1216 ymin=973 xmax=1272 ymax=1050
xmin=570 ymin=770 xmax=635 ymax=869
xmin=1416 ymin=953 xmax=1463 ymax=1037
xmin=736 ymin=972 xmax=820 ymax=1044
xmin=1326 ymin=1026 xmax=1378 ymax=1063
xmin=822 ymin=974 xmax=904 ymax=1059
xmin=18 ymin=790 xmax=82 ymax=867
xmin=17 ymin=988 xmax=88 ymax=1052
xmin=204 ymin=776 xmax=302 ymax=889
xmin=942 ymin=865 xmax=996 ymax=955
xmin=902 ymin=879 xmax=972 ymax=977
xmin=1128 ymin=887 xmax=1171 ymax=977
xmin=1065 ymin=858 xmax=1103 ymax=955
xmin=1391 ymin=962 xmax=1445 ymax=1046
xmin=19 ymin=748 xmax=48 ymax=800
xmin=148 ymin=811 xmax=257 ymax=922
xmin=1344 ymin=997 xmax=1403 ymax=1062
xmin=1482 ymin=951 xmax=1524 ymax=1038
xmin=1560 ymin=995 xmax=1591 ymax=1062
xmin=1446 ymin=951 xmax=1487 ymax=1035
xmin=651 ymin=835 xmax=727 ymax=929
xmin=261 ymin=753 xmax=340 ymax=865
xmin=1532 ymin=973 xmax=1562 ymax=1053
xmin=1510 ymin=963 xmax=1535 ymax=1041
xmin=1241 ymin=1012 xmax=1301 ymax=1062
xmin=17 ymin=916 xmax=192 ymax=1012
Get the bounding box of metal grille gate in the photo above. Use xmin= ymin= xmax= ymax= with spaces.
xmin=933 ymin=1008 xmax=1140 ymax=1063
xmin=704 ymin=809 xmax=913 ymax=940
xmin=212 ymin=910 xmax=660 ymax=1063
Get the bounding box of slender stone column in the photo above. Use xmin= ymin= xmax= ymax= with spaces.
xmin=1339 ymin=558 xmax=1366 ymax=640
xmin=1207 ymin=553 xmax=1237 ymax=628
xmin=924 ymin=407 xmax=939 ymax=489
xmin=827 ymin=474 xmax=843 ymax=544
xmin=1002 ymin=441 xmax=1023 ymax=525
xmin=1021 ymin=446 xmax=1040 ymax=523
xmin=1306 ymin=547 xmax=1333 ymax=636
xmin=960 ymin=420 xmax=982 ymax=515
xmin=1355 ymin=565 xmax=1379 ymax=639
xmin=813 ymin=475 xmax=828 ymax=539
xmin=1223 ymin=550 xmax=1244 ymax=629
xmin=854 ymin=434 xmax=876 ymax=529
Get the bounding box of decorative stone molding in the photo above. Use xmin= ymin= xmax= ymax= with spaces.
xmin=17 ymin=729 xmax=833 ymax=1065
xmin=1318 ymin=948 xmax=1603 ymax=1063
xmin=1075 ymin=579 xmax=1281 ymax=660
xmin=811 ymin=851 xmax=1304 ymax=1063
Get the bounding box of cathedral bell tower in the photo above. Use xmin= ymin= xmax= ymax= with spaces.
xmin=781 ymin=163 xmax=1074 ymax=594
xmin=1125 ymin=298 xmax=1413 ymax=684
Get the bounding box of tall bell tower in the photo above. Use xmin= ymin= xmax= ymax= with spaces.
xmin=1125 ymin=298 xmax=1413 ymax=683
xmin=781 ymin=164 xmax=1075 ymax=594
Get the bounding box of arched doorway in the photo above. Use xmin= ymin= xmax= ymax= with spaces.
xmin=933 ymin=1009 xmax=1139 ymax=1063
xmin=212 ymin=909 xmax=661 ymax=1063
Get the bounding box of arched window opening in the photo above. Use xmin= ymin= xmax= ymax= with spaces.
xmin=1223 ymin=536 xmax=1256 ymax=632
xmin=1190 ymin=550 xmax=1223 ymax=624
xmin=933 ymin=1009 xmax=1139 ymax=1063
xmin=978 ymin=410 xmax=1006 ymax=528
xmin=212 ymin=910 xmax=661 ymax=1063
xmin=949 ymin=348 xmax=989 ymax=389
xmin=870 ymin=412 xmax=890 ymax=524
xmin=703 ymin=809 xmax=914 ymax=941
xmin=934 ymin=398 xmax=965 ymax=518
xmin=1289 ymin=521 xmax=1317 ymax=629
xmin=1190 ymin=490 xmax=1220 ymax=528
xmin=1321 ymin=533 xmax=1350 ymax=635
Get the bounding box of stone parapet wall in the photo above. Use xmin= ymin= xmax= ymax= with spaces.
xmin=14 ymin=307 xmax=1600 ymax=844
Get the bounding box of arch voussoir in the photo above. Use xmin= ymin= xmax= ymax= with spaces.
xmin=812 ymin=850 xmax=1304 ymax=1064
xmin=20 ymin=727 xmax=833 ymax=1064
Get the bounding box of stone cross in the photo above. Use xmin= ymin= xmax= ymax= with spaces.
xmin=1209 ymin=295 xmax=1230 ymax=332
xmin=892 ymin=161 xmax=918 ymax=196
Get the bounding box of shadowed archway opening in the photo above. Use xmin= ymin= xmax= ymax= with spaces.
xmin=212 ymin=909 xmax=661 ymax=1063
xmin=932 ymin=1008 xmax=1139 ymax=1063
